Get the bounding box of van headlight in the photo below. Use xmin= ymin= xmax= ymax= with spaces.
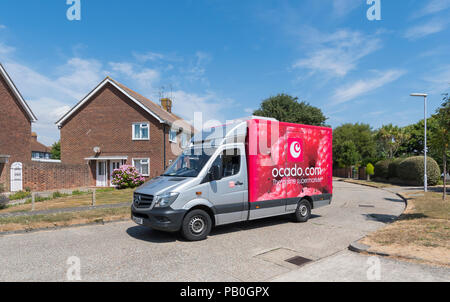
xmin=154 ymin=192 xmax=180 ymax=208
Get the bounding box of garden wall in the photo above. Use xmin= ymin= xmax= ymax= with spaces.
xmin=22 ymin=161 xmax=92 ymax=192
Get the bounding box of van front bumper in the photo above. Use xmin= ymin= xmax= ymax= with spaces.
xmin=131 ymin=205 xmax=187 ymax=232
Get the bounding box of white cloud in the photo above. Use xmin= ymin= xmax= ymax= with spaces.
xmin=404 ymin=18 xmax=449 ymax=40
xmin=133 ymin=51 xmax=166 ymax=62
xmin=412 ymin=0 xmax=450 ymax=18
xmin=423 ymin=65 xmax=450 ymax=94
xmin=170 ymin=90 xmax=235 ymax=124
xmin=332 ymin=0 xmax=361 ymax=17
xmin=109 ymin=62 xmax=160 ymax=91
xmin=0 ymin=25 xmax=6 ymax=30
xmin=293 ymin=29 xmax=382 ymax=77
xmin=332 ymin=69 xmax=406 ymax=105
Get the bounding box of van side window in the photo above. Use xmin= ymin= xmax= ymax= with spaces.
xmin=222 ymin=148 xmax=240 ymax=178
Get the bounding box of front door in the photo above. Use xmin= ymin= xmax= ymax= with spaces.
xmin=208 ymin=146 xmax=247 ymax=225
xmin=96 ymin=161 xmax=107 ymax=187
xmin=110 ymin=160 xmax=122 ymax=186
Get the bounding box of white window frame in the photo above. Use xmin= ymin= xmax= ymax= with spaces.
xmin=132 ymin=122 xmax=150 ymax=141
xmin=133 ymin=158 xmax=150 ymax=176
xmin=169 ymin=129 xmax=177 ymax=143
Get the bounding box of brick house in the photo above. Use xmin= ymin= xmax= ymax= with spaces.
xmin=0 ymin=63 xmax=38 ymax=192
xmin=31 ymin=132 xmax=52 ymax=160
xmin=56 ymin=77 xmax=194 ymax=187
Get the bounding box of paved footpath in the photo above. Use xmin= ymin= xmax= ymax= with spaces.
xmin=0 ymin=181 xmax=447 ymax=281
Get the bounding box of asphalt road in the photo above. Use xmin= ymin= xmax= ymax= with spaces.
xmin=0 ymin=181 xmax=446 ymax=282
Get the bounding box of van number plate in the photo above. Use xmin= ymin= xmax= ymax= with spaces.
xmin=132 ymin=216 xmax=143 ymax=225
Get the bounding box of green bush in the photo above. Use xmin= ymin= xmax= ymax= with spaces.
xmin=366 ymin=163 xmax=375 ymax=176
xmin=374 ymin=159 xmax=394 ymax=179
xmin=388 ymin=158 xmax=405 ymax=179
xmin=8 ymin=191 xmax=32 ymax=201
xmin=398 ymin=156 xmax=441 ymax=186
xmin=0 ymin=183 xmax=5 ymax=193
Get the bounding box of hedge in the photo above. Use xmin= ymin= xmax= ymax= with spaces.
xmin=397 ymin=156 xmax=441 ymax=186
xmin=374 ymin=159 xmax=394 ymax=179
xmin=388 ymin=158 xmax=406 ymax=179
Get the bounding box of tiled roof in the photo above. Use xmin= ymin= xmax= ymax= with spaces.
xmin=109 ymin=78 xmax=195 ymax=133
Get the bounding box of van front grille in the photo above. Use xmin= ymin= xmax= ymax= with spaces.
xmin=134 ymin=193 xmax=154 ymax=209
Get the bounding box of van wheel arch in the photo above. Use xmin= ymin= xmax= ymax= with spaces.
xmin=299 ymin=196 xmax=313 ymax=209
xmin=186 ymin=205 xmax=216 ymax=227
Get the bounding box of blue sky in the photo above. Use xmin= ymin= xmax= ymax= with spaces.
xmin=0 ymin=0 xmax=449 ymax=145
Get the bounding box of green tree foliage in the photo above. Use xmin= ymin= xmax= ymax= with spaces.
xmin=334 ymin=140 xmax=360 ymax=168
xmin=366 ymin=163 xmax=375 ymax=177
xmin=375 ymin=124 xmax=410 ymax=159
xmin=333 ymin=123 xmax=377 ymax=167
xmin=50 ymin=141 xmax=61 ymax=160
xmin=253 ymin=94 xmax=327 ymax=126
xmin=430 ymin=96 xmax=450 ymax=199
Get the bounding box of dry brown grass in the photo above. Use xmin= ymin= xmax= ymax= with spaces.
xmin=362 ymin=192 xmax=450 ymax=266
xmin=0 ymin=207 xmax=130 ymax=233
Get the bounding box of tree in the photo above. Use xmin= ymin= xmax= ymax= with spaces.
xmin=430 ymin=95 xmax=450 ymax=200
xmin=253 ymin=94 xmax=327 ymax=126
xmin=50 ymin=141 xmax=61 ymax=160
xmin=335 ymin=141 xmax=360 ymax=176
xmin=375 ymin=124 xmax=410 ymax=159
xmin=333 ymin=123 xmax=377 ymax=167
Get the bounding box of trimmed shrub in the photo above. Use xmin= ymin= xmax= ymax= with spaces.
xmin=388 ymin=158 xmax=405 ymax=179
xmin=111 ymin=165 xmax=145 ymax=189
xmin=366 ymin=163 xmax=375 ymax=176
xmin=0 ymin=183 xmax=5 ymax=193
xmin=374 ymin=159 xmax=394 ymax=179
xmin=398 ymin=156 xmax=441 ymax=186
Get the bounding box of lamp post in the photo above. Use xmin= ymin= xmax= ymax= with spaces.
xmin=410 ymin=93 xmax=428 ymax=192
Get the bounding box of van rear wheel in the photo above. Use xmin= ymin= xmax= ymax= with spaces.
xmin=294 ymin=199 xmax=311 ymax=223
xmin=181 ymin=209 xmax=212 ymax=241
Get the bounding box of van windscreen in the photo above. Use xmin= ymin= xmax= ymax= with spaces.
xmin=162 ymin=147 xmax=217 ymax=178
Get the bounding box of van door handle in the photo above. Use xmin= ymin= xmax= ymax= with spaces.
xmin=235 ymin=181 xmax=244 ymax=186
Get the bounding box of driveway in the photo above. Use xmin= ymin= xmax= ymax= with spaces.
xmin=0 ymin=181 xmax=436 ymax=282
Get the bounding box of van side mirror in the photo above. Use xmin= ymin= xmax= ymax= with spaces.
xmin=208 ymin=165 xmax=221 ymax=181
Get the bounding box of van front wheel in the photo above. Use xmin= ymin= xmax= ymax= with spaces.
xmin=294 ymin=199 xmax=311 ymax=223
xmin=181 ymin=209 xmax=212 ymax=241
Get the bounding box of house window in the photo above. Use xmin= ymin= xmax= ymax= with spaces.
xmin=133 ymin=158 xmax=150 ymax=176
xmin=169 ymin=129 xmax=177 ymax=143
xmin=133 ymin=123 xmax=149 ymax=140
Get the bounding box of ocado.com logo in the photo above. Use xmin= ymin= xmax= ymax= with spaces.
xmin=288 ymin=138 xmax=303 ymax=162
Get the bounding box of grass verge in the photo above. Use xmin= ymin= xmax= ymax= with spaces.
xmin=0 ymin=206 xmax=130 ymax=233
xmin=340 ymin=179 xmax=394 ymax=188
xmin=361 ymin=192 xmax=450 ymax=266
xmin=0 ymin=188 xmax=134 ymax=214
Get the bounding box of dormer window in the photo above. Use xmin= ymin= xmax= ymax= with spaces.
xmin=133 ymin=123 xmax=149 ymax=140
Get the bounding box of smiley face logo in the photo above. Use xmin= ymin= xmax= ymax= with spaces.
xmin=288 ymin=138 xmax=303 ymax=162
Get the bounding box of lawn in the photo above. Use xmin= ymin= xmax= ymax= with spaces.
xmin=0 ymin=188 xmax=134 ymax=214
xmin=0 ymin=206 xmax=131 ymax=233
xmin=362 ymin=192 xmax=450 ymax=266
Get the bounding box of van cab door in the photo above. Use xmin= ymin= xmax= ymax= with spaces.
xmin=208 ymin=145 xmax=248 ymax=225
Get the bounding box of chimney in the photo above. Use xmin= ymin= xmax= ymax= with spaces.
xmin=31 ymin=132 xmax=38 ymax=141
xmin=160 ymin=98 xmax=172 ymax=113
